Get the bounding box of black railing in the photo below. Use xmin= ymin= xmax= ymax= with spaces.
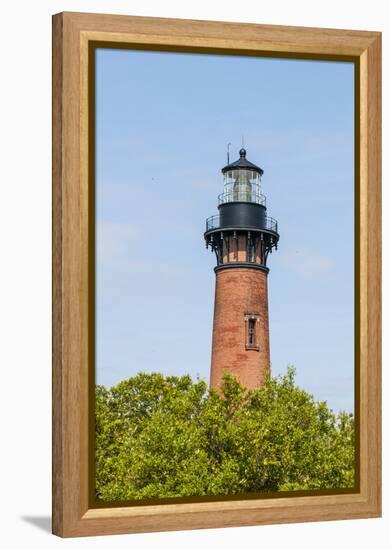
xmin=206 ymin=215 xmax=220 ymax=231
xmin=205 ymin=215 xmax=278 ymax=233
xmin=218 ymin=190 xmax=266 ymax=206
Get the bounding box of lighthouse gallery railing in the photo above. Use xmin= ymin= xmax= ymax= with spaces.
xmin=206 ymin=214 xmax=278 ymax=233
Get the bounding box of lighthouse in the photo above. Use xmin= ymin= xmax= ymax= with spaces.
xmin=204 ymin=148 xmax=279 ymax=390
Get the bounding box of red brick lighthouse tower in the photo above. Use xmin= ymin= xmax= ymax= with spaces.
xmin=204 ymin=148 xmax=279 ymax=390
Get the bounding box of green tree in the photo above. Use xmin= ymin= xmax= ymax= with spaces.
xmin=95 ymin=368 xmax=355 ymax=501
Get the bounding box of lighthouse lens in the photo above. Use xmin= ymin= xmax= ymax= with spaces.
xmin=223 ymin=170 xmax=261 ymax=204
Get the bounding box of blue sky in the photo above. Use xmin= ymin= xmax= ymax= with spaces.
xmin=96 ymin=49 xmax=355 ymax=413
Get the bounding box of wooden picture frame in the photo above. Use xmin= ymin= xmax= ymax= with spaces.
xmin=52 ymin=11 xmax=381 ymax=537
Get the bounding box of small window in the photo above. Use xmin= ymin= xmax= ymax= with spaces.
xmin=247 ymin=237 xmax=256 ymax=263
xmin=248 ymin=319 xmax=256 ymax=345
xmin=245 ymin=316 xmax=259 ymax=350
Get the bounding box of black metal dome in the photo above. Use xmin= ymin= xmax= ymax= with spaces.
xmin=221 ymin=148 xmax=264 ymax=176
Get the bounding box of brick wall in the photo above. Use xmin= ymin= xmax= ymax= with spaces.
xmin=210 ymin=267 xmax=270 ymax=390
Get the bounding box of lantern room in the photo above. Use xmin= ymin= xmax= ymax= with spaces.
xmin=221 ymin=148 xmax=264 ymax=205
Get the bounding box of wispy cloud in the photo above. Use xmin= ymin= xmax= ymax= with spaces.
xmin=276 ymin=247 xmax=335 ymax=280
xmin=243 ymin=128 xmax=353 ymax=163
xmin=271 ymin=318 xmax=352 ymax=330
xmin=97 ymin=221 xmax=139 ymax=263
xmin=97 ymin=221 xmax=194 ymax=281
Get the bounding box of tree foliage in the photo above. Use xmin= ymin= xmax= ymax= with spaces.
xmin=95 ymin=368 xmax=355 ymax=501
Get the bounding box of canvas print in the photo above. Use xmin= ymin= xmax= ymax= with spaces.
xmin=94 ymin=49 xmax=355 ymax=503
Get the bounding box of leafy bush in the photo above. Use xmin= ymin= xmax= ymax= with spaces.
xmin=95 ymin=367 xmax=355 ymax=501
